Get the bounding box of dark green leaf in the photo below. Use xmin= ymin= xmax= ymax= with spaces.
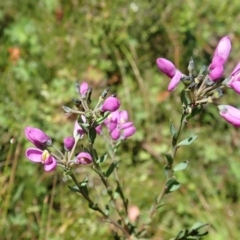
xmin=105 ymin=162 xmax=118 ymax=178
xmin=173 ymin=161 xmax=189 ymax=172
xmin=165 ymin=154 xmax=173 ymax=165
xmin=166 ymin=177 xmax=180 ymax=193
xmin=88 ymin=127 xmax=97 ymax=144
xmin=178 ymin=135 xmax=198 ymax=146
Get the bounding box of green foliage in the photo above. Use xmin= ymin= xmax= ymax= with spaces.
xmin=1 ymin=0 xmax=240 ymax=239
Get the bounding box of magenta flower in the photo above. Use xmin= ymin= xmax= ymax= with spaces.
xmin=213 ymin=36 xmax=231 ymax=63
xmin=156 ymin=58 xmax=183 ymax=91
xmin=107 ymin=110 xmax=136 ymax=140
xmin=225 ymin=62 xmax=240 ymax=94
xmin=75 ymin=152 xmax=93 ymax=165
xmin=64 ymin=137 xmax=75 ymax=151
xmin=218 ymin=105 xmax=240 ymax=127
xmin=25 ymin=148 xmax=57 ymax=171
xmin=79 ymin=82 xmax=88 ymax=97
xmin=25 ymin=127 xmax=52 ymax=149
xmin=101 ymin=96 xmax=121 ymax=112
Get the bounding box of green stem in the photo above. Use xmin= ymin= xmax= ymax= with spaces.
xmin=69 ymin=172 xmax=130 ymax=238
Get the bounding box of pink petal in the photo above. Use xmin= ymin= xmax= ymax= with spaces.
xmin=168 ymin=70 xmax=182 ymax=91
xmin=44 ymin=156 xmax=57 ymax=171
xmin=25 ymin=148 xmax=43 ymax=162
xmin=156 ymin=58 xmax=176 ymax=78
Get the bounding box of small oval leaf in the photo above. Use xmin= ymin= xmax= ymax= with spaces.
xmin=173 ymin=161 xmax=189 ymax=172
xmin=178 ymin=135 xmax=198 ymax=146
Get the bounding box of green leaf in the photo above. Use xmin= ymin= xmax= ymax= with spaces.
xmin=163 ymin=165 xmax=171 ymax=179
xmin=68 ymin=185 xmax=80 ymax=193
xmin=190 ymin=222 xmax=209 ymax=232
xmin=166 ymin=178 xmax=181 ymax=193
xmin=165 ymin=154 xmax=173 ymax=165
xmin=169 ymin=120 xmax=177 ymax=138
xmin=105 ymin=162 xmax=118 ymax=178
xmin=178 ymin=135 xmax=198 ymax=146
xmin=88 ymin=127 xmax=97 ymax=144
xmin=96 ymin=153 xmax=108 ymax=164
xmin=173 ymin=161 xmax=189 ymax=172
xmin=180 ymin=89 xmax=191 ymax=107
xmin=186 ymin=105 xmax=203 ymax=120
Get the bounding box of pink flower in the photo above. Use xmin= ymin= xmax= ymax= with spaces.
xmin=218 ymin=105 xmax=240 ymax=127
xmin=95 ymin=125 xmax=102 ymax=135
xmin=79 ymin=82 xmax=88 ymax=97
xmin=156 ymin=58 xmax=182 ymax=91
xmin=101 ymin=96 xmax=121 ymax=112
xmin=25 ymin=127 xmax=52 ymax=149
xmin=25 ymin=148 xmax=57 ymax=172
xmin=107 ymin=110 xmax=136 ymax=140
xmin=75 ymin=152 xmax=93 ymax=165
xmin=213 ymin=36 xmax=231 ymax=63
xmin=64 ymin=137 xmax=75 ymax=151
xmin=225 ymin=62 xmax=240 ymax=94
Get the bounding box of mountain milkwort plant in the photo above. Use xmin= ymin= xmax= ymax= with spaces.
xmin=24 ymin=36 xmax=240 ymax=239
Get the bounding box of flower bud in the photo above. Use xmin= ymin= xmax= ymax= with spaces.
xmin=218 ymin=105 xmax=240 ymax=127
xmin=156 ymin=58 xmax=176 ymax=78
xmin=73 ymin=119 xmax=85 ymax=138
xmin=75 ymin=152 xmax=93 ymax=165
xmin=101 ymin=96 xmax=121 ymax=112
xmin=25 ymin=127 xmax=52 ymax=149
xmin=64 ymin=137 xmax=75 ymax=151
xmin=213 ymin=36 xmax=231 ymax=63
xmin=79 ymin=82 xmax=88 ymax=97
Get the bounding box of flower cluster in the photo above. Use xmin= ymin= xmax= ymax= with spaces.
xmin=25 ymin=82 xmax=136 ymax=171
xmin=156 ymin=36 xmax=240 ymax=128
xmin=96 ymin=110 xmax=136 ymax=141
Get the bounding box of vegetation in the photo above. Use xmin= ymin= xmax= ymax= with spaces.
xmin=1 ymin=1 xmax=240 ymax=239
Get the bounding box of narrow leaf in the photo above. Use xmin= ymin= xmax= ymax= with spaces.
xmin=169 ymin=120 xmax=177 ymax=138
xmin=96 ymin=154 xmax=108 ymax=164
xmin=105 ymin=162 xmax=118 ymax=178
xmin=166 ymin=178 xmax=180 ymax=193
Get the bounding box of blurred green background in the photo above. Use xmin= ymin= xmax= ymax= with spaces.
xmin=1 ymin=0 xmax=240 ymax=239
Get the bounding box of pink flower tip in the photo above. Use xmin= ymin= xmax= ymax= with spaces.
xmin=25 ymin=126 xmax=52 ymax=149
xmin=75 ymin=152 xmax=93 ymax=165
xmin=101 ymin=96 xmax=121 ymax=112
xmin=80 ymin=82 xmax=89 ymax=97
xmin=213 ymin=36 xmax=231 ymax=63
xmin=156 ymin=58 xmax=176 ymax=78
